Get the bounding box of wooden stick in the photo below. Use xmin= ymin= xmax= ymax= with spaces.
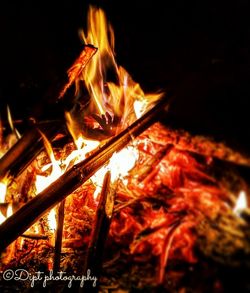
xmin=21 ymin=233 xmax=48 ymax=240
xmin=0 ymin=96 xmax=170 ymax=252
xmin=0 ymin=45 xmax=97 ymax=180
xmin=0 ymin=121 xmax=62 ymax=180
xmin=53 ymin=200 xmax=65 ymax=273
xmin=58 ymin=45 xmax=97 ymax=99
xmin=81 ymin=171 xmax=115 ymax=292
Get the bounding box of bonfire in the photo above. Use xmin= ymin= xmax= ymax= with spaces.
xmin=0 ymin=6 xmax=250 ymax=293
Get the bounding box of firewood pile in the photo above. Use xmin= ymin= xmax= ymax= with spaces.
xmin=0 ymin=5 xmax=250 ymax=293
xmin=0 ymin=121 xmax=250 ymax=292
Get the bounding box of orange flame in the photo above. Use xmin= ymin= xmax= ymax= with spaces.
xmin=79 ymin=6 xmax=162 ymax=127
xmin=35 ymin=132 xmax=62 ymax=193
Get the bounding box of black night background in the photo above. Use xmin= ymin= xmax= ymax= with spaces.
xmin=0 ymin=0 xmax=250 ymax=154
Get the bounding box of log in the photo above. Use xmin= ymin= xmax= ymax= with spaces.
xmin=0 ymin=96 xmax=171 ymax=252
xmin=0 ymin=45 xmax=97 ymax=180
xmin=53 ymin=200 xmax=65 ymax=272
xmin=81 ymin=171 xmax=115 ymax=292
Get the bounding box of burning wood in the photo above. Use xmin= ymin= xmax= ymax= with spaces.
xmin=0 ymin=97 xmax=170 ymax=252
xmin=0 ymin=5 xmax=250 ymax=293
xmin=53 ymin=200 xmax=65 ymax=273
xmin=82 ymin=170 xmax=116 ymax=292
xmin=0 ymin=44 xmax=97 ymax=181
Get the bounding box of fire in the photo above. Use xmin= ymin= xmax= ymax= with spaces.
xmin=0 ymin=179 xmax=7 ymax=203
xmin=7 ymin=106 xmax=21 ymax=139
xmin=32 ymin=5 xmax=161 ymax=230
xmin=1 ymin=6 xmax=250 ymax=290
xmin=35 ymin=132 xmax=62 ymax=193
xmin=108 ymin=146 xmax=139 ymax=182
xmin=0 ymin=204 xmax=13 ymax=225
xmin=92 ymin=145 xmax=139 ymax=198
xmin=0 ymin=109 xmax=16 ymax=225
xmin=48 ymin=208 xmax=57 ymax=232
xmin=234 ymin=190 xmax=248 ymax=215
xmin=79 ymin=6 xmax=162 ymax=127
xmin=0 ymin=5 xmax=162 ymax=269
xmin=65 ymin=112 xmax=100 ymax=165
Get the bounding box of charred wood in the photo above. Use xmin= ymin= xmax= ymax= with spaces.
xmin=81 ymin=171 xmax=115 ymax=292
xmin=53 ymin=200 xmax=65 ymax=273
xmin=0 ymin=97 xmax=170 ymax=252
xmin=0 ymin=45 xmax=97 ymax=180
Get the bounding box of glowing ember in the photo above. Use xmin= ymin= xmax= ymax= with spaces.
xmin=234 ymin=190 xmax=248 ymax=215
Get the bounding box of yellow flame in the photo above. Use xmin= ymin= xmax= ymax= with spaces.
xmin=7 ymin=105 xmax=21 ymax=139
xmin=81 ymin=6 xmax=115 ymax=115
xmin=32 ymin=6 xmax=162 ymax=227
xmin=48 ymin=208 xmax=57 ymax=231
xmin=0 ymin=211 xmax=5 ymax=225
xmin=134 ymin=99 xmax=148 ymax=119
xmin=33 ymin=133 xmax=61 ymax=231
xmin=0 ymin=203 xmax=13 ymax=225
xmin=92 ymin=145 xmax=139 ymax=198
xmin=108 ymin=146 xmax=139 ymax=182
xmin=79 ymin=6 xmax=162 ymax=127
xmin=0 ymin=179 xmax=8 ymax=203
xmin=234 ymin=190 xmax=248 ymax=215
xmin=35 ymin=133 xmax=62 ymax=193
xmin=65 ymin=111 xmax=100 ymax=163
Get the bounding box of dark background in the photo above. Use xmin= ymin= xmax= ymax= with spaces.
xmin=0 ymin=0 xmax=250 ymax=154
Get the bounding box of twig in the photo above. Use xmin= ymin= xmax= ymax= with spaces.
xmin=81 ymin=171 xmax=116 ymax=292
xmin=53 ymin=200 xmax=65 ymax=273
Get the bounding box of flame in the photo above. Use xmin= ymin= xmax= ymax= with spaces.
xmin=79 ymin=6 xmax=162 ymax=127
xmin=80 ymin=6 xmax=115 ymax=115
xmin=7 ymin=106 xmax=21 ymax=139
xmin=35 ymin=129 xmax=100 ymax=231
xmin=0 ymin=107 xmax=20 ymax=159
xmin=234 ymin=190 xmax=248 ymax=215
xmin=92 ymin=145 xmax=139 ymax=198
xmin=48 ymin=208 xmax=57 ymax=231
xmin=65 ymin=111 xmax=100 ymax=166
xmin=0 ymin=6 xmax=162 ymax=243
xmin=0 ymin=211 xmax=5 ymax=225
xmin=35 ymin=132 xmax=62 ymax=193
xmin=108 ymin=146 xmax=139 ymax=182
xmin=36 ymin=6 xmax=154 ymax=202
xmin=0 ymin=178 xmax=8 ymax=203
xmin=0 ymin=203 xmax=13 ymax=225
